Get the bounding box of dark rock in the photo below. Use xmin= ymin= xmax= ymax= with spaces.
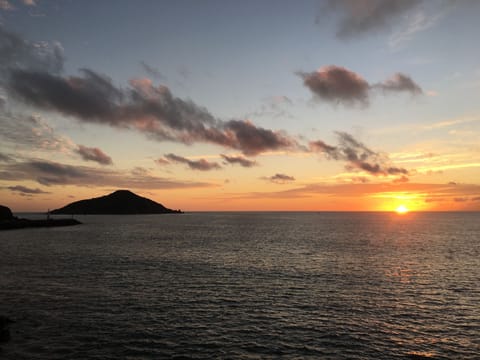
xmin=51 ymin=189 xmax=183 ymax=215
xmin=0 ymin=218 xmax=82 ymax=231
xmin=0 ymin=205 xmax=14 ymax=221
xmin=0 ymin=316 xmax=13 ymax=343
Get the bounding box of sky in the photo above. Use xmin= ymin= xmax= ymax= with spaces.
xmin=1 ymin=0 xmax=480 ymax=212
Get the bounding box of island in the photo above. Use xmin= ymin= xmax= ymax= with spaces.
xmin=0 ymin=205 xmax=81 ymax=231
xmin=50 ymin=190 xmax=182 ymax=215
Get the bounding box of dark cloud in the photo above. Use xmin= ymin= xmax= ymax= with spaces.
xmin=75 ymin=145 xmax=113 ymax=165
xmin=140 ymin=61 xmax=166 ymax=80
xmin=299 ymin=65 xmax=422 ymax=106
xmin=7 ymin=68 xmax=296 ymax=155
xmin=454 ymin=197 xmax=468 ymax=202
xmin=0 ymin=152 xmax=12 ymax=162
xmin=0 ymin=26 xmax=63 ymax=77
xmin=221 ymin=154 xmax=257 ymax=168
xmin=264 ymin=173 xmax=296 ymax=184
xmin=310 ymin=131 xmax=409 ymax=177
xmin=164 ymin=153 xmax=221 ymax=171
xmin=321 ymin=0 xmax=422 ymax=39
xmin=7 ymin=69 xmax=124 ymax=121
xmin=223 ymin=120 xmax=294 ymax=155
xmin=298 ymin=66 xmax=370 ymax=106
xmin=8 ymin=185 xmax=49 ymax=194
xmin=472 ymin=196 xmax=480 ymax=202
xmin=374 ymin=73 xmax=422 ymax=94
xmin=0 ymin=159 xmax=214 ymax=189
xmin=2 ymin=29 xmax=295 ymax=156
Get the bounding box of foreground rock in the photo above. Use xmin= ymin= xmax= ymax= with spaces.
xmin=0 ymin=315 xmax=13 ymax=343
xmin=51 ymin=189 xmax=182 ymax=215
xmin=0 ymin=205 xmax=81 ymax=231
xmin=0 ymin=205 xmax=14 ymax=221
xmin=0 ymin=218 xmax=81 ymax=230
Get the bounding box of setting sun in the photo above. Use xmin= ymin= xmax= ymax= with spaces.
xmin=395 ymin=205 xmax=409 ymax=214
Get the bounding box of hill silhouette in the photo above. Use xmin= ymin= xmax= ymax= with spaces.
xmin=51 ymin=190 xmax=182 ymax=215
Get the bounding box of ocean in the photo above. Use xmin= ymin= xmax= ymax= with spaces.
xmin=0 ymin=212 xmax=479 ymax=359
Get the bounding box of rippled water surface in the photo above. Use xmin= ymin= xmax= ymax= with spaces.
xmin=1 ymin=212 xmax=479 ymax=359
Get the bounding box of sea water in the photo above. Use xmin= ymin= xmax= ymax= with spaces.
xmin=0 ymin=212 xmax=479 ymax=359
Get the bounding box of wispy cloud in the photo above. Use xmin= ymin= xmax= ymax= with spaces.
xmin=310 ymin=132 xmax=410 ymax=178
xmin=75 ymin=145 xmax=113 ymax=165
xmin=163 ymin=153 xmax=221 ymax=171
xmin=7 ymin=185 xmax=49 ymax=195
xmin=245 ymin=95 xmax=294 ymax=119
xmin=221 ymin=154 xmax=257 ymax=168
xmin=0 ymin=111 xmax=75 ymax=153
xmin=321 ymin=0 xmax=422 ymax=39
xmin=0 ymin=158 xmax=215 ymax=189
xmin=262 ymin=173 xmax=296 ymax=184
xmin=140 ymin=61 xmax=166 ymax=80
xmin=388 ymin=8 xmax=445 ymax=50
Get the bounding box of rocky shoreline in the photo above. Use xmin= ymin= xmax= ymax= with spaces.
xmin=0 ymin=205 xmax=81 ymax=231
xmin=0 ymin=315 xmax=13 ymax=351
xmin=0 ymin=218 xmax=82 ymax=231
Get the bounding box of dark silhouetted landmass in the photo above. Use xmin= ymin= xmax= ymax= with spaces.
xmin=0 ymin=205 xmax=81 ymax=231
xmin=0 ymin=315 xmax=13 ymax=344
xmin=0 ymin=218 xmax=81 ymax=230
xmin=51 ymin=190 xmax=182 ymax=215
xmin=0 ymin=205 xmax=14 ymax=221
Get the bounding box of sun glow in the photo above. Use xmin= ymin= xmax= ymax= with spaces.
xmin=395 ymin=205 xmax=409 ymax=214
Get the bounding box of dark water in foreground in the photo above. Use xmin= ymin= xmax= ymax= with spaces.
xmin=0 ymin=212 xmax=479 ymax=359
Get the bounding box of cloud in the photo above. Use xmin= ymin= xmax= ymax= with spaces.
xmin=221 ymin=154 xmax=257 ymax=168
xmin=140 ymin=61 xmax=166 ymax=80
xmin=22 ymin=0 xmax=36 ymax=5
xmin=75 ymin=145 xmax=113 ymax=165
xmin=388 ymin=8 xmax=441 ymax=50
xmin=0 ymin=26 xmax=64 ymax=77
xmin=223 ymin=119 xmax=294 ymax=155
xmin=374 ymin=73 xmax=422 ymax=94
xmin=7 ymin=69 xmax=296 ymax=155
xmin=164 ymin=153 xmax=221 ymax=171
xmin=130 ymin=166 xmax=150 ymax=176
xmin=322 ymin=0 xmax=422 ymax=39
xmin=155 ymin=157 xmax=170 ymax=165
xmin=0 ymin=0 xmax=13 ymax=10
xmin=263 ymin=173 xmax=295 ymax=184
xmin=0 ymin=152 xmax=12 ymax=162
xmin=0 ymin=111 xmax=74 ymax=153
xmin=8 ymin=185 xmax=49 ymax=194
xmin=299 ymin=65 xmax=422 ymax=106
xmin=298 ymin=66 xmax=370 ymax=106
xmin=246 ymin=95 xmax=294 ymax=119
xmin=310 ymin=131 xmax=409 ymax=178
xmin=1 ymin=29 xmax=296 ymax=156
xmin=0 ymin=158 xmax=214 ymax=189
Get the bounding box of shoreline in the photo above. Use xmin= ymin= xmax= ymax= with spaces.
xmin=0 ymin=218 xmax=82 ymax=231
